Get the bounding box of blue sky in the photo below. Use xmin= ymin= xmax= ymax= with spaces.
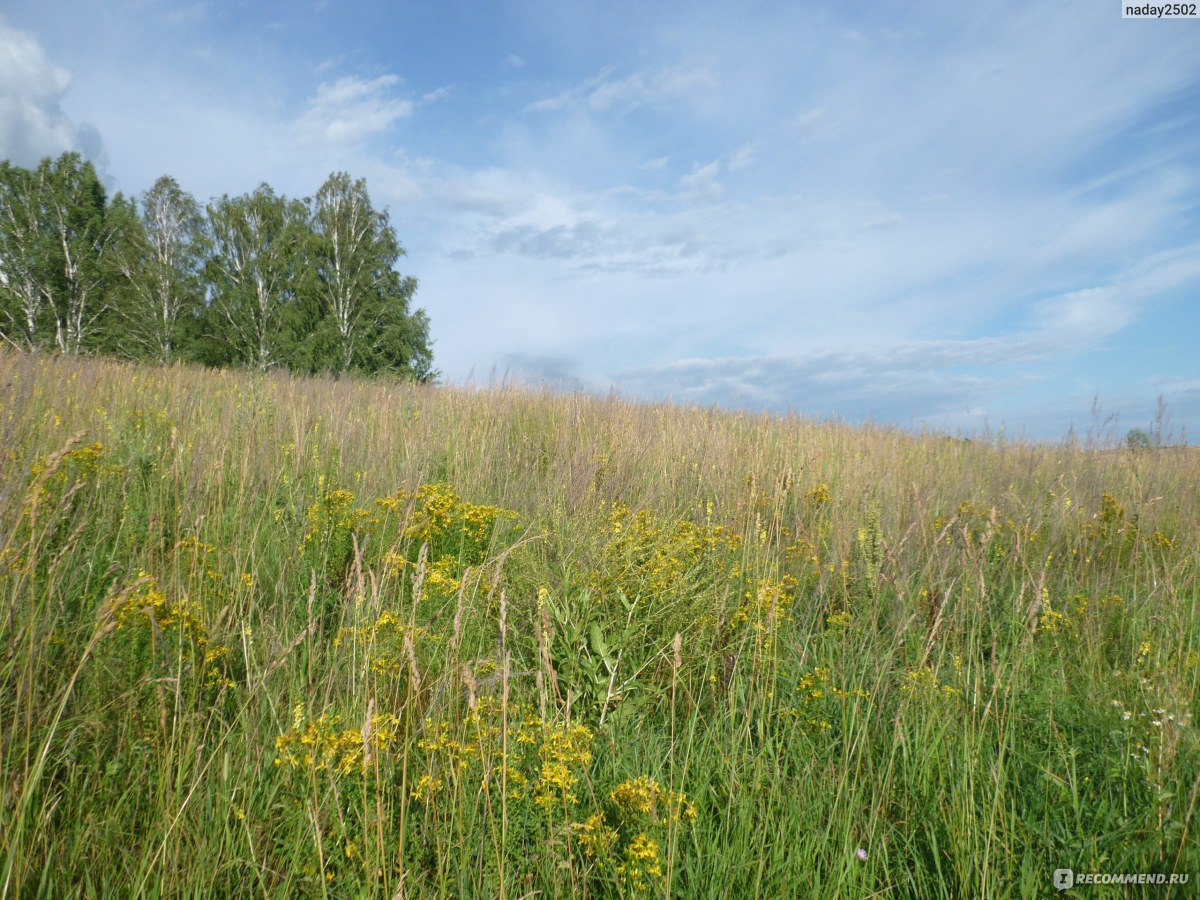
xmin=2 ymin=0 xmax=1198 ymax=441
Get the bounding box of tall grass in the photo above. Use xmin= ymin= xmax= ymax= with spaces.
xmin=1 ymin=349 xmax=1197 ymax=897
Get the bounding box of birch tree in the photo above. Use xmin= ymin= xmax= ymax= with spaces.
xmin=206 ymin=184 xmax=306 ymax=371
xmin=38 ymin=153 xmax=112 ymax=355
xmin=0 ymin=161 xmax=51 ymax=350
xmin=303 ymin=171 xmax=428 ymax=377
xmin=109 ymin=176 xmax=207 ymax=362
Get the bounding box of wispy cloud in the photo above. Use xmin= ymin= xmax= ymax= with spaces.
xmin=161 ymin=3 xmax=208 ymax=26
xmin=297 ymin=74 xmax=412 ymax=143
xmin=727 ymin=144 xmax=755 ymax=172
xmin=421 ymin=85 xmax=453 ymax=104
xmin=679 ymin=160 xmax=721 ymax=199
xmin=525 ymin=62 xmax=717 ymax=115
xmin=613 ymin=336 xmax=1056 ymax=426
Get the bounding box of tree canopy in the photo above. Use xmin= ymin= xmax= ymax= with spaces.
xmin=0 ymin=153 xmax=434 ymax=381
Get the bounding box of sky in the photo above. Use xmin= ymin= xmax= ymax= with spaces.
xmin=1 ymin=0 xmax=1198 ymax=442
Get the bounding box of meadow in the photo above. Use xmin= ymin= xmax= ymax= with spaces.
xmin=0 ymin=349 xmax=1196 ymax=897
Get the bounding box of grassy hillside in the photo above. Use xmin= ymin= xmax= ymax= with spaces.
xmin=1 ymin=350 xmax=1197 ymax=897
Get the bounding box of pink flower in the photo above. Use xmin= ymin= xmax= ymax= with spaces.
xmin=856 ymin=848 xmax=869 ymax=861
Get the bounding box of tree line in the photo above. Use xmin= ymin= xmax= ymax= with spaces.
xmin=0 ymin=152 xmax=434 ymax=379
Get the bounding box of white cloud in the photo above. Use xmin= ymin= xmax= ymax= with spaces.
xmin=0 ymin=16 xmax=103 ymax=167
xmin=297 ymin=74 xmax=413 ymax=144
xmin=727 ymin=143 xmax=755 ymax=171
xmin=162 ymin=3 xmax=208 ymax=26
xmin=796 ymin=107 xmax=826 ymax=128
xmin=587 ymin=72 xmax=646 ymax=111
xmin=421 ymin=85 xmax=452 ymax=103
xmin=525 ymin=63 xmax=717 ymax=115
xmin=613 ymin=336 xmax=1053 ymax=423
xmin=679 ymin=160 xmax=721 ymax=199
xmin=1032 ymin=288 xmax=1133 ymax=340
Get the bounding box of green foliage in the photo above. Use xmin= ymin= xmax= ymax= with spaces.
xmin=0 ymin=153 xmax=434 ymax=380
xmin=296 ymin=171 xmax=428 ymax=378
xmin=1127 ymin=428 xmax=1153 ymax=451
xmin=205 ymin=184 xmax=309 ymax=372
xmin=0 ymin=153 xmax=113 ymax=354
xmin=106 ymin=176 xmax=209 ymax=363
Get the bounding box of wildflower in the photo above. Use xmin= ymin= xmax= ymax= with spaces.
xmin=534 ymin=762 xmax=577 ymax=807
xmin=616 ymin=834 xmax=664 ymax=892
xmin=856 ymin=848 xmax=869 ymax=861
xmin=826 ymin=611 xmax=854 ymax=629
xmin=805 ymin=482 xmax=832 ymax=505
xmin=410 ymin=773 xmax=445 ymax=802
xmin=574 ymin=812 xmax=618 ymax=858
xmin=609 ymin=776 xmax=697 ymax=825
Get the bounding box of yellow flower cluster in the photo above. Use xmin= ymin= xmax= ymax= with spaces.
xmin=608 ymin=776 xmax=697 ymax=825
xmin=410 ymin=773 xmax=445 ymax=802
xmin=804 ymin=482 xmax=832 ymax=506
xmin=730 ymin=575 xmax=799 ymax=631
xmin=377 ymin=482 xmax=517 ymax=598
xmin=781 ymin=666 xmax=869 ymax=733
xmin=333 ymin=610 xmax=429 ymax=678
xmin=409 ymin=700 xmax=592 ymax=811
xmin=1037 ymin=592 xmax=1089 ymax=637
xmin=1137 ymin=638 xmax=1154 ymax=668
xmin=574 ymin=812 xmax=619 ymax=858
xmin=591 ymin=501 xmax=740 ymax=603
xmin=573 ymin=776 xmax=699 ymax=892
xmin=900 ymin=666 xmax=960 ymax=700
xmin=616 ymin=834 xmax=663 ymax=893
xmin=532 ymin=721 xmax=594 ymax=808
xmin=112 ymin=572 xmax=231 ymax=689
xmin=304 ymin=488 xmax=374 ymax=544
xmin=62 ymin=441 xmax=106 ymax=472
xmin=274 ymin=709 xmax=401 ymax=776
xmin=27 ymin=441 xmax=116 ymax=502
xmin=397 ymin=482 xmax=517 ymax=550
xmin=826 ymin=610 xmax=855 ymax=629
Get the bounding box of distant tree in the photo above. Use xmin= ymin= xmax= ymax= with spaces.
xmin=302 ymin=172 xmax=430 ymax=377
xmin=37 ymin=153 xmax=113 ymax=355
xmin=1126 ymin=429 xmax=1152 ymax=452
xmin=0 ymin=161 xmax=52 ymax=349
xmin=206 ymin=185 xmax=307 ymax=371
xmin=107 ymin=176 xmax=208 ymax=363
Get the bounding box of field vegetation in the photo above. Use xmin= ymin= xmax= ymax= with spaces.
xmin=1 ymin=350 xmax=1197 ymax=897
